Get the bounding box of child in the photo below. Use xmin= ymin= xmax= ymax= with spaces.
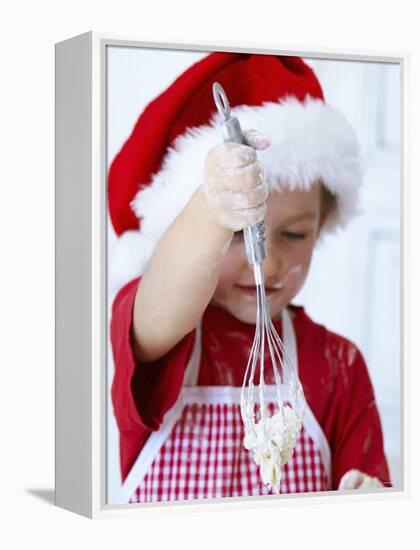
xmin=108 ymin=52 xmax=391 ymax=503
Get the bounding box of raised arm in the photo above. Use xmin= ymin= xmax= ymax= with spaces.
xmin=132 ymin=132 xmax=270 ymax=362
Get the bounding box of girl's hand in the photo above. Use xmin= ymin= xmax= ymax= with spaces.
xmin=203 ymin=129 xmax=271 ymax=232
xmin=338 ymin=469 xmax=383 ymax=490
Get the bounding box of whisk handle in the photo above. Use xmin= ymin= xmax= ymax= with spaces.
xmin=212 ymin=82 xmax=266 ymax=266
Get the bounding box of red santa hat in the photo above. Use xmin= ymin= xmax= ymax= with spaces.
xmin=108 ymin=52 xmax=362 ymax=293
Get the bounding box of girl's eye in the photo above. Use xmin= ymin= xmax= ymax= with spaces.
xmin=281 ymin=231 xmax=307 ymax=240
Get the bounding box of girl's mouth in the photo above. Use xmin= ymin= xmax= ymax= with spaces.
xmin=235 ymin=285 xmax=281 ymax=297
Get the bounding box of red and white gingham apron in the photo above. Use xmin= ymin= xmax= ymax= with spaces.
xmin=121 ymin=309 xmax=331 ymax=503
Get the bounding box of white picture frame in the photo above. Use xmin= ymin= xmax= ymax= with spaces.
xmin=55 ymin=31 xmax=409 ymax=518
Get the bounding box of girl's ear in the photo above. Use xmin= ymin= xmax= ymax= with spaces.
xmin=318 ymin=207 xmax=330 ymax=235
xmin=317 ymin=182 xmax=337 ymax=237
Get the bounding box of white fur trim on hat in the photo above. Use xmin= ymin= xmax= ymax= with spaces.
xmin=108 ymin=230 xmax=155 ymax=297
xmin=111 ymin=97 xmax=363 ymax=292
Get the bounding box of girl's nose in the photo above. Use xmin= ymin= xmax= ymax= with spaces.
xmin=263 ymin=246 xmax=281 ymax=283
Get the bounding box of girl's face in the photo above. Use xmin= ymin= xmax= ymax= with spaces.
xmin=211 ymin=182 xmax=326 ymax=324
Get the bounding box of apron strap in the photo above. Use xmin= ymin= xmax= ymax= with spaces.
xmin=283 ymin=306 xmax=332 ymax=489
xmin=183 ymin=322 xmax=202 ymax=386
xmin=282 ymin=307 xmax=298 ymax=373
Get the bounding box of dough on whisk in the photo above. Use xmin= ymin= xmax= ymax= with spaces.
xmin=243 ymin=405 xmax=302 ymax=494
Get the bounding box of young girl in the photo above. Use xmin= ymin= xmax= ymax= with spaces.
xmin=108 ymin=52 xmax=391 ymax=503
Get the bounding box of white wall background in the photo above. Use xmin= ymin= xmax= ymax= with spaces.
xmin=106 ymin=48 xmax=401 ymax=503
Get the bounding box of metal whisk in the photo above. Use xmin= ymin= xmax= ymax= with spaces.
xmin=212 ymin=82 xmax=306 ymax=493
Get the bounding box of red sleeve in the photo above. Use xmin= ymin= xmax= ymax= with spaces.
xmin=110 ymin=277 xmax=196 ymax=482
xmin=329 ymin=341 xmax=391 ymax=489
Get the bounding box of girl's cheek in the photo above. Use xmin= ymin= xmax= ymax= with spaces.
xmin=286 ymin=253 xmax=313 ymax=296
xmin=290 ymin=266 xmax=308 ymax=295
xmin=279 ymin=241 xmax=314 ymax=295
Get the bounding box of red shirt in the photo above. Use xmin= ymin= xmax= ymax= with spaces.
xmin=111 ymin=277 xmax=391 ymax=489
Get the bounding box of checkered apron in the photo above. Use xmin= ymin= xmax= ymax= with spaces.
xmin=121 ymin=309 xmax=331 ymax=503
